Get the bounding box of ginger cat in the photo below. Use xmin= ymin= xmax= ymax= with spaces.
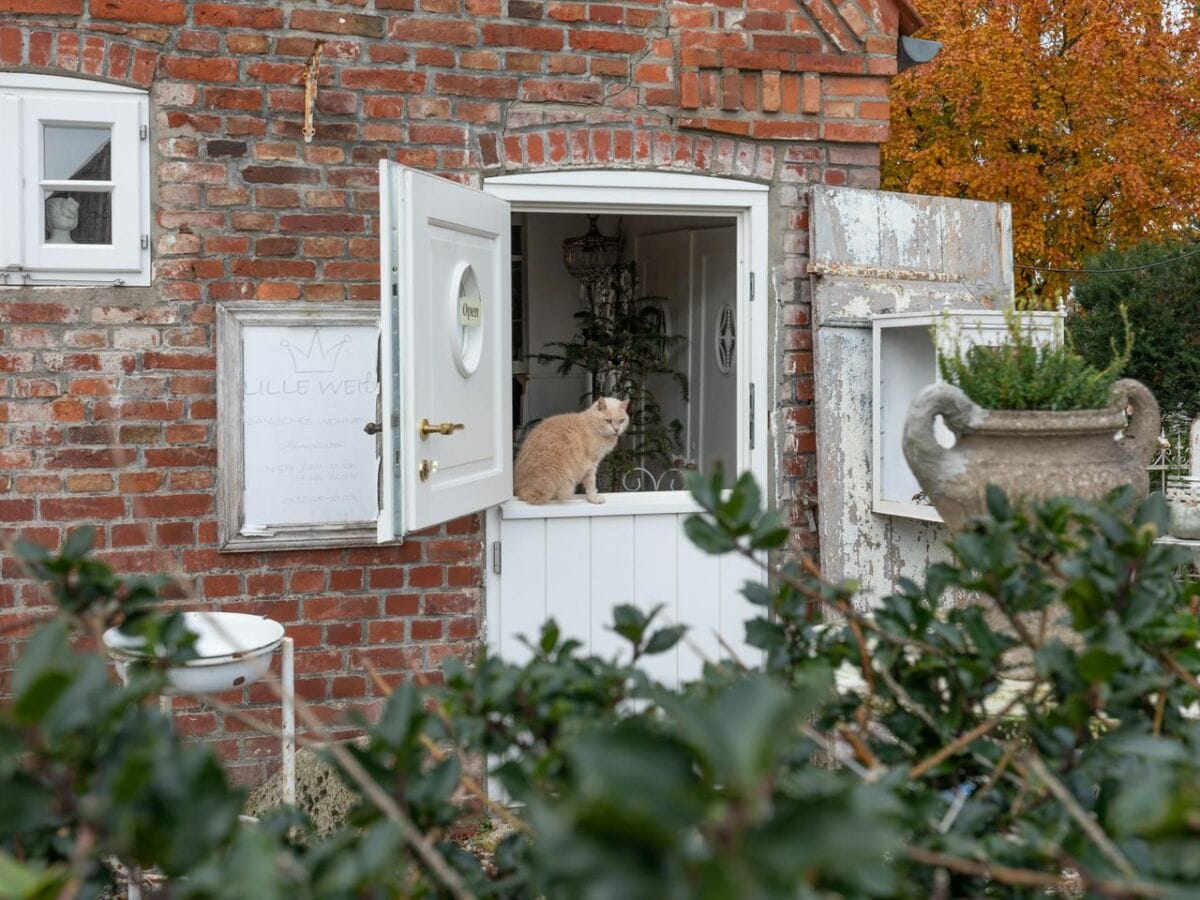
xmin=514 ymin=397 xmax=631 ymax=504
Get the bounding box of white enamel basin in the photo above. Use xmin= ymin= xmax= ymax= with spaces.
xmin=103 ymin=611 xmax=284 ymax=695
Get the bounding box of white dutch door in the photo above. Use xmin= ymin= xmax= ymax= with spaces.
xmin=380 ymin=165 xmax=767 ymax=688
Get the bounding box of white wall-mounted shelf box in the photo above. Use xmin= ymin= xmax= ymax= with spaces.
xmin=872 ymin=309 xmax=1065 ymax=522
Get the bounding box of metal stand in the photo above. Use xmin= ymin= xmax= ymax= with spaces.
xmin=115 ymin=620 xmax=297 ymax=899
xmin=281 ymin=636 xmax=296 ymax=806
xmin=155 ymin=635 xmax=297 ymax=805
xmin=125 ymin=866 xmax=142 ymax=900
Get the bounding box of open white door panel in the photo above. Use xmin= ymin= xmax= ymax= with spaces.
xmin=378 ymin=162 xmax=512 ymax=541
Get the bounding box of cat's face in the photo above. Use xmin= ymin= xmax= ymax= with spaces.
xmin=593 ymin=397 xmax=630 ymax=437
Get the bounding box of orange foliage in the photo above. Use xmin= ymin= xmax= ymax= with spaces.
xmin=882 ymin=1 xmax=1200 ymax=302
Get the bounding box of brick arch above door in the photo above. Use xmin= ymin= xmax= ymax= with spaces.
xmin=0 ymin=29 xmax=159 ymax=90
xmin=478 ymin=125 xmax=778 ymax=186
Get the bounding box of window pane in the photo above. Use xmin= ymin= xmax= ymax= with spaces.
xmin=43 ymin=125 xmax=112 ymax=181
xmin=43 ymin=190 xmax=112 ymax=245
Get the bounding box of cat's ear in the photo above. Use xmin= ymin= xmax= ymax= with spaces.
xmin=620 ymin=398 xmax=630 ymax=411
xmin=596 ymin=398 xmax=608 ymax=411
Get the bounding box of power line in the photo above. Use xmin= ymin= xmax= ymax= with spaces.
xmin=1014 ymin=243 xmax=1200 ymax=275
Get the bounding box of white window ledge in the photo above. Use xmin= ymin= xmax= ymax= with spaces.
xmin=501 ymin=490 xmax=702 ymax=519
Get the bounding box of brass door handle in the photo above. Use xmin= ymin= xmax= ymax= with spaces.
xmin=418 ymin=418 xmax=464 ymax=440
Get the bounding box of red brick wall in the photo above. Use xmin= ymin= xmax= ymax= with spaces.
xmin=0 ymin=0 xmax=899 ymax=783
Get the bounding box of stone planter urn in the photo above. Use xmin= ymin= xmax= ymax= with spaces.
xmin=902 ymin=379 xmax=1161 ymax=531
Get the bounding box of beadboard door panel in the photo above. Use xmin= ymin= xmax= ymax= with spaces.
xmin=489 ymin=508 xmax=760 ymax=689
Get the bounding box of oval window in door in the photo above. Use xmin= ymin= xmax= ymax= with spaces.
xmin=451 ymin=262 xmax=484 ymax=377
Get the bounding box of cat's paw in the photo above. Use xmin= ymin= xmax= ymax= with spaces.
xmin=586 ymin=493 xmax=605 ymax=504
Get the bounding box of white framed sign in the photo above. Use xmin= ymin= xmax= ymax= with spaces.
xmin=217 ymin=302 xmax=382 ymax=551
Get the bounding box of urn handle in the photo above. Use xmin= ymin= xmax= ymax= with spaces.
xmin=902 ymin=383 xmax=982 ymax=494
xmin=1111 ymin=378 xmax=1161 ymax=466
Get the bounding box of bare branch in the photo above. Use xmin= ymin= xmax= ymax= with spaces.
xmin=909 ymin=688 xmax=1029 ymax=780
xmin=1020 ymin=752 xmax=1137 ymax=882
xmin=713 ymin=630 xmax=749 ymax=671
xmin=1161 ymin=653 xmax=1200 ymax=694
xmin=283 ymin=681 xmax=476 ymax=900
xmin=56 ymin=824 xmax=96 ymax=900
xmin=1152 ymin=685 xmax=1169 ymax=737
xmin=976 ymin=741 xmax=1018 ymax=802
xmin=903 ymin=845 xmax=1162 ymax=898
xmin=195 ymin=693 xmax=323 ymax=749
xmin=876 ymin=663 xmax=941 ymax=733
xmin=362 ymin=661 xmax=531 ymax=837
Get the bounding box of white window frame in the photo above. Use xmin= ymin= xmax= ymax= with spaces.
xmin=482 ymin=171 xmax=770 ymax=519
xmin=0 ymin=74 xmax=150 ymax=287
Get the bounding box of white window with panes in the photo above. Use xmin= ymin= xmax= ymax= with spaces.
xmin=0 ymin=74 xmax=150 ymax=287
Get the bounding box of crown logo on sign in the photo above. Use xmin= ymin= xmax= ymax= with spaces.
xmin=280 ymin=330 xmax=351 ymax=374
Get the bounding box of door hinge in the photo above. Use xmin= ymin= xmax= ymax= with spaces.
xmin=140 ymin=234 xmax=149 ymax=250
xmin=749 ymin=382 xmax=756 ymax=451
xmin=749 ymin=271 xmax=755 ymax=302
xmin=492 ymin=541 xmax=502 ymax=575
xmin=139 ymin=124 xmax=148 ymax=141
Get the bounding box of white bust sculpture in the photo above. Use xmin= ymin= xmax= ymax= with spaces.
xmin=45 ymin=196 xmax=79 ymax=244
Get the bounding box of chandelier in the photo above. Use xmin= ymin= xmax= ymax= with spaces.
xmin=562 ymin=215 xmax=622 ymax=282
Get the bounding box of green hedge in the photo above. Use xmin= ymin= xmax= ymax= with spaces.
xmin=6 ymin=472 xmax=1200 ymax=897
xmin=1069 ymin=239 xmax=1200 ymax=418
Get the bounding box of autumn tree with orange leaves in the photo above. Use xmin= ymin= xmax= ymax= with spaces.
xmin=882 ymin=0 xmax=1200 ymax=303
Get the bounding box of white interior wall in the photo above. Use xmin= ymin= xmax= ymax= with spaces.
xmin=521 ymin=214 xmax=589 ymax=426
